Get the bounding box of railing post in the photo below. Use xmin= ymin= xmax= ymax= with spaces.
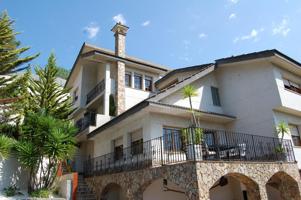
xmin=160 ymin=137 xmax=164 ymax=165
xmin=251 ymin=135 xmax=257 ymax=160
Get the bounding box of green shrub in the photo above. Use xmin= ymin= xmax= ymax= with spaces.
xmin=4 ymin=185 xmax=18 ymax=197
xmin=30 ymin=189 xmax=50 ymax=198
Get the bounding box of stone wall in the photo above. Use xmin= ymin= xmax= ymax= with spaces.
xmin=85 ymin=161 xmax=301 ymax=200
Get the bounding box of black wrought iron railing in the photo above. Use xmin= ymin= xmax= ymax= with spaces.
xmin=83 ymin=128 xmax=295 ymax=177
xmin=75 ymin=112 xmax=96 ymax=134
xmin=86 ymin=80 xmax=105 ymax=105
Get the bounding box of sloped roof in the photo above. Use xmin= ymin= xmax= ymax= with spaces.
xmin=154 ymin=63 xmax=213 ymax=86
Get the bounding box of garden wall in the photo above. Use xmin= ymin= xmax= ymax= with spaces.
xmin=0 ymin=155 xmax=29 ymax=190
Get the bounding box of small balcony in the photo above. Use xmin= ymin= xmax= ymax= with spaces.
xmin=75 ymin=112 xmax=96 ymax=134
xmin=86 ymin=80 xmax=105 ymax=105
xmin=83 ymin=128 xmax=295 ymax=177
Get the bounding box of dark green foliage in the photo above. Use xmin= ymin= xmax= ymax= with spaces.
xmin=0 ymin=11 xmax=38 ymax=124
xmin=56 ymin=66 xmax=70 ymax=79
xmin=3 ymin=184 xmax=19 ymax=197
xmin=15 ymin=111 xmax=77 ymax=192
xmin=27 ymin=53 xmax=73 ymax=119
xmin=109 ymin=94 xmax=116 ymax=116
xmin=0 ymin=134 xmax=15 ymax=159
xmin=30 ymin=188 xmax=50 ymax=198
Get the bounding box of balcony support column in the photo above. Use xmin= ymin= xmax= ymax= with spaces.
xmin=104 ymin=63 xmax=111 ymax=116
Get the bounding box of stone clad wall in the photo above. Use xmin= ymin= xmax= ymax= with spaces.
xmin=195 ymin=161 xmax=301 ymax=200
xmin=85 ymin=161 xmax=301 ymax=200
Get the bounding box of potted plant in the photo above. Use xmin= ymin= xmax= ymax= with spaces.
xmin=275 ymin=121 xmax=290 ymax=161
xmin=182 ymin=127 xmax=204 ymax=160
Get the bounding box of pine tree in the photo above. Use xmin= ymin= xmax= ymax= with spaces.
xmin=27 ymin=53 xmax=73 ymax=119
xmin=0 ymin=11 xmax=39 ymax=124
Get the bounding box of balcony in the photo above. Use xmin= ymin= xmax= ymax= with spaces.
xmin=83 ymin=128 xmax=295 ymax=177
xmin=75 ymin=112 xmax=96 ymax=134
xmin=86 ymin=80 xmax=105 ymax=105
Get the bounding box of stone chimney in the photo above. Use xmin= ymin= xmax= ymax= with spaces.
xmin=111 ymin=22 xmax=129 ymax=115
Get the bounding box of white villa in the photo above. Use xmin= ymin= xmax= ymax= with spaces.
xmin=66 ymin=23 xmax=301 ymax=200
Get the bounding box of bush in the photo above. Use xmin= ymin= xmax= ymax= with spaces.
xmin=3 ymin=185 xmax=18 ymax=197
xmin=30 ymin=189 xmax=50 ymax=198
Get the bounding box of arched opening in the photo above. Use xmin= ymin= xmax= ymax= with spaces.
xmin=101 ymin=183 xmax=125 ymax=200
xmin=143 ymin=178 xmax=187 ymax=200
xmin=266 ymin=171 xmax=301 ymax=200
xmin=209 ymin=173 xmax=260 ymax=200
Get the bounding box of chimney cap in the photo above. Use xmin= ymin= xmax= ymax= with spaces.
xmin=111 ymin=22 xmax=129 ymax=36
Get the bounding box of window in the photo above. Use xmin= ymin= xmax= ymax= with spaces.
xmin=125 ymin=72 xmax=131 ymax=87
xmin=144 ymin=76 xmax=153 ymax=92
xmin=163 ymin=127 xmax=182 ymax=151
xmin=134 ymin=73 xmax=142 ymax=89
xmin=132 ymin=139 xmax=143 ymax=155
xmin=114 ymin=137 xmax=123 ymax=160
xmin=284 ymin=79 xmax=301 ymax=94
xmin=73 ymin=88 xmax=79 ymax=103
xmin=289 ymin=124 xmax=301 ymax=146
xmin=211 ymin=87 xmax=221 ymax=106
xmin=131 ymin=129 xmax=143 ymax=155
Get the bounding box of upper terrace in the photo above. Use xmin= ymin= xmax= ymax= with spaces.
xmin=83 ymin=127 xmax=295 ymax=177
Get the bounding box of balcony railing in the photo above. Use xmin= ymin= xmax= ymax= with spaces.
xmin=86 ymin=80 xmax=105 ymax=105
xmin=75 ymin=112 xmax=96 ymax=134
xmin=83 ymin=128 xmax=295 ymax=177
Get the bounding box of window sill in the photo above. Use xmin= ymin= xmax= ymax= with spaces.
xmin=284 ymin=88 xmax=301 ymax=96
xmin=125 ymin=86 xmax=152 ymax=93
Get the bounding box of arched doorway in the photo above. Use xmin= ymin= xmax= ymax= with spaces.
xmin=266 ymin=171 xmax=301 ymax=200
xmin=101 ymin=183 xmax=125 ymax=200
xmin=143 ymin=178 xmax=187 ymax=200
xmin=209 ymin=173 xmax=260 ymax=200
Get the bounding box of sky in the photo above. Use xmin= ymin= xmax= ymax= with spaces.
xmin=1 ymin=0 xmax=301 ymax=70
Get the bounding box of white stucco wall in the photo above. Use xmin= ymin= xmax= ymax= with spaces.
xmin=143 ymin=178 xmax=186 ymax=200
xmin=274 ymin=67 xmax=301 ymax=111
xmin=0 ymin=156 xmax=29 ymax=190
xmin=125 ymin=88 xmax=150 ymax=110
xmin=216 ymin=62 xmax=281 ymax=137
xmin=161 ymin=72 xmax=224 ymax=114
xmin=209 ymin=177 xmax=244 ymax=200
xmin=70 ymin=66 xmax=83 ymax=109
xmin=93 ymin=112 xmax=226 ymax=157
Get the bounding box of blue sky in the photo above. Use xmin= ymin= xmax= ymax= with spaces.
xmin=1 ymin=0 xmax=301 ymax=70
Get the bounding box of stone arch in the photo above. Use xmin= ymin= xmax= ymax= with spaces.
xmin=100 ymin=182 xmax=126 ymax=200
xmin=209 ymin=172 xmax=260 ymax=200
xmin=266 ymin=171 xmax=301 ymax=200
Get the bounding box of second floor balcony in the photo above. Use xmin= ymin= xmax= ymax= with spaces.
xmin=75 ymin=112 xmax=96 ymax=134
xmin=83 ymin=128 xmax=295 ymax=177
xmin=86 ymin=80 xmax=105 ymax=105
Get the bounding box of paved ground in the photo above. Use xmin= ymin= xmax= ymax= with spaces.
xmin=0 ymin=191 xmax=65 ymax=200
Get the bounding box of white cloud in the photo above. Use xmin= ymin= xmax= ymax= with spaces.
xmin=83 ymin=23 xmax=100 ymax=39
xmin=141 ymin=20 xmax=150 ymax=27
xmin=234 ymin=28 xmax=264 ymax=43
xmin=229 ymin=13 xmax=237 ymax=20
xmin=198 ymin=33 xmax=207 ymax=39
xmin=229 ymin=0 xmax=239 ymax=4
xmin=273 ymin=19 xmax=290 ymax=37
xmin=113 ymin=14 xmax=126 ymax=25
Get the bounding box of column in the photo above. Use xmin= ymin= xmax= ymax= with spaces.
xmin=104 ymin=63 xmax=111 ymax=116
xmin=131 ymin=71 xmax=135 ymax=88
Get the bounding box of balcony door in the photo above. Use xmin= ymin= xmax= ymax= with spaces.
xmin=114 ymin=137 xmax=123 ymax=161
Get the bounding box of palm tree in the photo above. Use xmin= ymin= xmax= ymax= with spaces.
xmin=15 ymin=111 xmax=77 ymax=192
xmin=182 ymin=85 xmax=198 ymax=126
xmin=0 ymin=135 xmax=15 ymax=159
xmin=276 ymin=121 xmax=290 ymax=149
